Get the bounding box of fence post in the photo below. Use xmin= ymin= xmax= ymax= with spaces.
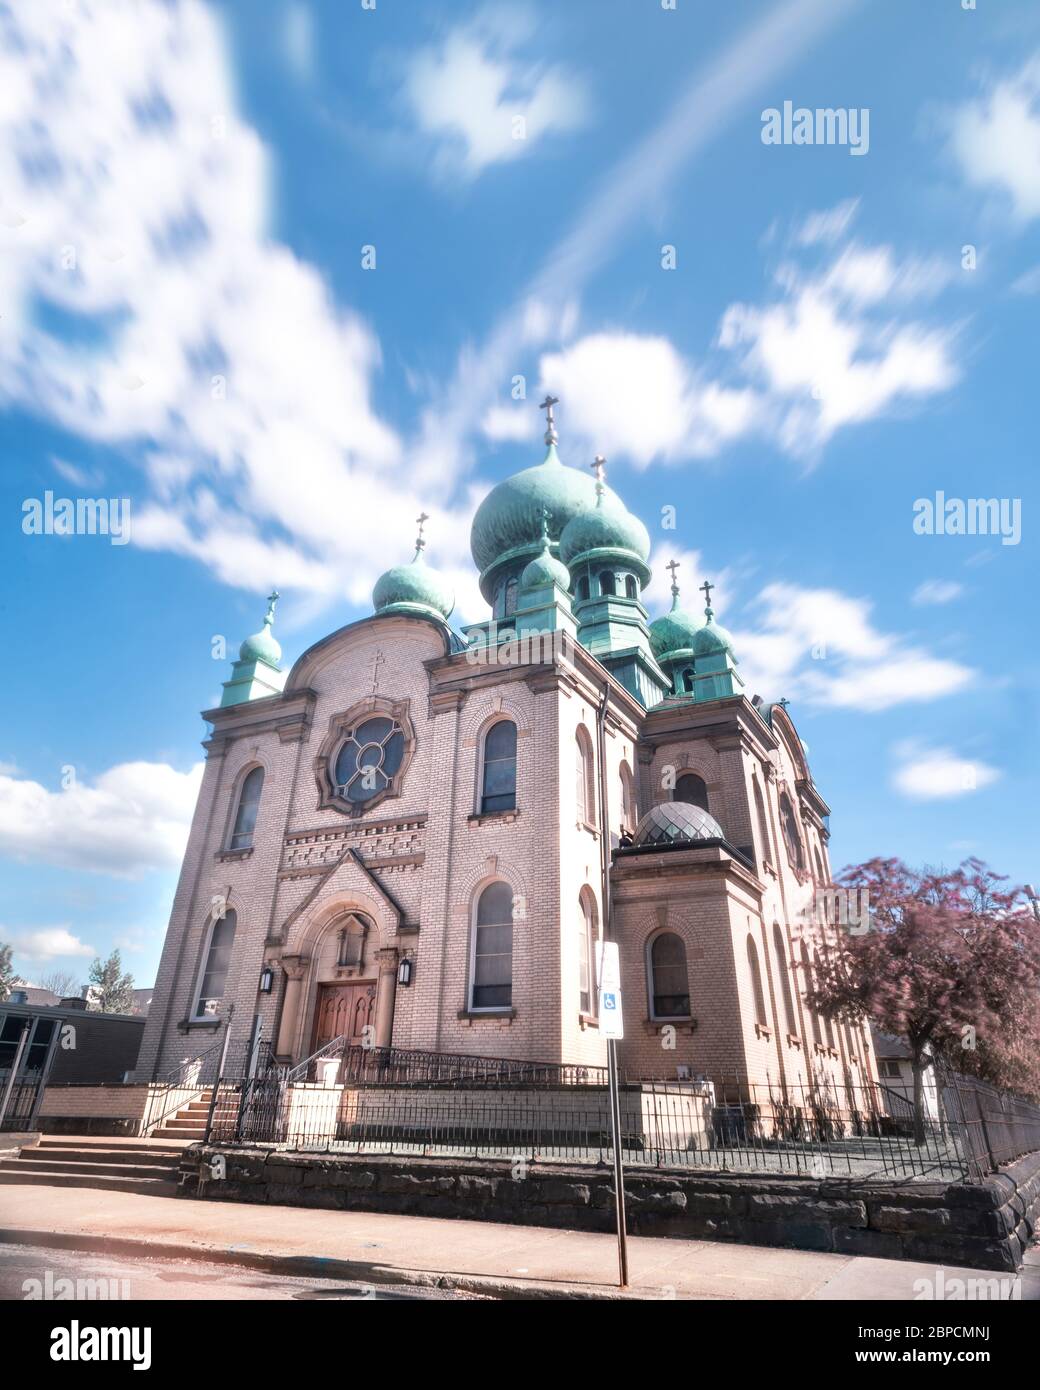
xmin=203 ymin=1007 xmax=235 ymax=1145
xmin=233 ymin=1014 xmax=264 ymax=1142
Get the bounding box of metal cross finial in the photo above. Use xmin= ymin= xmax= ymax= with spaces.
xmin=415 ymin=511 xmax=430 ymax=553
xmin=777 ymin=696 xmax=790 ymax=710
xmin=539 ymin=394 xmax=559 ymax=446
xmin=589 ymin=455 xmax=606 ymax=485
xmin=666 ymin=559 xmax=680 ymax=597
xmin=700 ymin=578 xmax=714 ymax=617
xmin=264 ymin=590 xmax=280 ymax=626
xmin=539 ymin=505 xmax=551 ymax=543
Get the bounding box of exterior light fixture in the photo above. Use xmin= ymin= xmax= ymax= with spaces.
xmin=258 ymin=966 xmax=274 ymax=994
xmin=397 ymin=957 xmax=413 ymax=987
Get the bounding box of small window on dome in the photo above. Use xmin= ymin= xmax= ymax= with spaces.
xmin=624 ymin=575 xmax=637 ymax=600
xmin=600 ymin=571 xmax=616 ymax=597
xmin=576 ymin=576 xmax=590 ymax=602
xmin=681 ymin=667 xmax=695 ymax=693
xmin=675 ymin=772 xmax=709 ymax=813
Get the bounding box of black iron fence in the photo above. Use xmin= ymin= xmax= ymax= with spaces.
xmin=185 ymin=1037 xmax=1040 ymax=1182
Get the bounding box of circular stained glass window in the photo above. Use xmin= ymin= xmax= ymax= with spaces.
xmin=334 ymin=717 xmax=406 ymax=803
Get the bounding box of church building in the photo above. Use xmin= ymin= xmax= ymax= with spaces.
xmin=136 ymin=399 xmax=877 ymax=1097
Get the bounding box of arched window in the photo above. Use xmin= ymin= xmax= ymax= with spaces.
xmin=814 ymin=845 xmax=825 ymax=884
xmin=480 ymin=719 xmax=517 ymax=814
xmin=675 ymin=772 xmax=709 ymax=813
xmin=600 ymin=571 xmax=616 ymax=597
xmin=471 ymin=882 xmax=514 ymax=1010
xmin=503 ymin=577 xmax=518 ymax=617
xmin=575 ymin=727 xmax=595 ymax=826
xmin=747 ymin=935 xmax=768 ymax=1027
xmin=576 ymin=575 xmax=590 ymax=602
xmin=648 ymin=932 xmax=690 ymax=1019
xmin=753 ymin=775 xmax=772 ymax=867
xmin=230 ymin=767 xmax=263 ymax=850
xmin=681 ymin=667 xmax=695 ymax=694
xmin=624 ymin=575 xmax=637 ymax=600
xmin=619 ymin=762 xmax=637 ymax=832
xmin=773 ymin=923 xmax=797 ymax=1037
xmin=780 ymin=793 xmax=805 ymax=870
xmin=800 ymin=941 xmax=822 ymax=1046
xmin=194 ymin=909 xmax=237 ymax=1018
xmin=578 ymin=893 xmax=597 ymax=1016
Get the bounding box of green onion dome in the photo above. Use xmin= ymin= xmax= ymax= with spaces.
xmin=691 ymin=613 xmax=737 ymax=659
xmin=372 ymin=549 xmax=454 ymax=621
xmin=239 ymin=591 xmax=282 ymax=665
xmin=649 ymin=593 xmax=702 ymax=662
xmin=521 ymin=532 xmax=571 ymax=590
xmin=558 ymin=488 xmax=651 ymax=577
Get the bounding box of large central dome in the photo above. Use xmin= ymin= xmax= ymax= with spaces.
xmin=470 ymin=442 xmax=605 ymax=573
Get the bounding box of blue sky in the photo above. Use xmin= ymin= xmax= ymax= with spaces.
xmin=1 ymin=0 xmax=1038 ymax=991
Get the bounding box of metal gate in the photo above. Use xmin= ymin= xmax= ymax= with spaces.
xmin=0 ymin=1012 xmax=61 ymax=1131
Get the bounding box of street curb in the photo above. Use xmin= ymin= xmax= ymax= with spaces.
xmin=0 ymin=1227 xmax=657 ymax=1301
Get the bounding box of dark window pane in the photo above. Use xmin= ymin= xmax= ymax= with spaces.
xmin=484 ymin=721 xmax=516 ymax=761
xmin=356 ymin=717 xmax=394 ymax=744
xmin=382 ymin=731 xmax=405 ymax=775
xmin=651 ymin=932 xmax=690 ymax=1017
xmin=335 ymin=741 xmax=359 ymax=788
xmin=476 ymin=882 xmax=513 ymax=926
xmin=675 ymin=774 xmax=708 ymax=812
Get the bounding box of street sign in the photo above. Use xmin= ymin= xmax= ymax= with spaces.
xmin=596 ymin=941 xmax=624 ymax=1039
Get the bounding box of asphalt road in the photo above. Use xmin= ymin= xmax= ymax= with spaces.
xmin=1 ymin=1243 xmax=476 ymax=1301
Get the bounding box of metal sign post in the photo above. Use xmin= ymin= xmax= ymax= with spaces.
xmin=597 ymin=941 xmax=629 ymax=1288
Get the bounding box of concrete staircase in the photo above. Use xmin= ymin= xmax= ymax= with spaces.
xmin=0 ymin=1135 xmax=186 ymax=1195
xmin=150 ymin=1086 xmax=241 ymax=1141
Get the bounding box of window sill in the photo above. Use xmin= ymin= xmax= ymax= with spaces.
xmin=216 ymin=847 xmax=253 ymax=862
xmin=176 ymin=1017 xmax=223 ymax=1033
xmin=578 ymin=1013 xmax=599 ymax=1030
xmin=644 ymin=1018 xmax=696 ymax=1034
xmin=577 ymin=820 xmax=599 ymax=838
xmin=468 ymin=808 xmax=520 ymax=826
xmin=754 ymin=1022 xmax=772 ymax=1041
xmin=457 ymin=1007 xmax=516 ymax=1022
xmin=787 ymin=1033 xmax=802 ymax=1049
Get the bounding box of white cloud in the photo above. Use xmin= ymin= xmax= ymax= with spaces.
xmin=912 ymin=579 xmax=963 ymax=606
xmin=283 ymin=3 xmax=315 ymax=82
xmin=6 ymin=927 xmax=96 ymax=965
xmin=481 ymin=404 xmax=537 ymax=443
xmin=892 ymin=745 xmax=1000 ymax=801
xmin=0 ymin=761 xmax=203 ymax=879
xmin=539 ymin=333 xmax=759 ymax=468
xmin=733 ymin=583 xmax=973 ymax=712
xmin=0 ymin=1 xmax=476 ymax=611
xmin=794 ymin=198 xmax=860 ymax=245
xmin=947 ymin=55 xmax=1040 ymax=222
xmin=403 ymin=12 xmax=588 ymax=179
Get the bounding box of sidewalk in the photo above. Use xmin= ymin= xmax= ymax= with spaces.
xmin=0 ymin=1184 xmax=1035 ymax=1300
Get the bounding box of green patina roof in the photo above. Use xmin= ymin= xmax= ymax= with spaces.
xmin=558 ymin=488 xmax=651 ymax=567
xmin=691 ymin=614 xmax=737 ymax=659
xmin=470 ymin=443 xmax=623 ymax=575
xmin=648 ymin=594 xmax=702 ymax=661
xmin=372 ymin=549 xmax=454 ymax=621
xmin=520 ymin=531 xmax=571 ymax=590
xmin=239 ymin=591 xmax=282 ymax=666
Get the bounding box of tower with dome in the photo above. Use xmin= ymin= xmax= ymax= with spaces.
xmin=137 ymin=399 xmax=877 ymax=1096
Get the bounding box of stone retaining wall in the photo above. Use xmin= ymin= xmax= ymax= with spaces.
xmin=179 ymin=1145 xmax=1040 ymax=1272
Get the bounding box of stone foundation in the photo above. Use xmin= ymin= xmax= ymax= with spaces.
xmin=179 ymin=1144 xmax=1040 ymax=1272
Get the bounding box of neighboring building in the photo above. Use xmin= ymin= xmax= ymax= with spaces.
xmin=131 ymin=988 xmax=153 ymax=1017
xmin=7 ymin=987 xmax=61 ymax=1008
xmin=136 ymin=402 xmax=877 ymax=1096
xmin=871 ymin=1028 xmax=941 ymax=1128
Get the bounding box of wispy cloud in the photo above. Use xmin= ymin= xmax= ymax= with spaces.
xmin=946 ymin=53 xmax=1040 ymax=223
xmin=892 ymin=743 xmax=1000 ymax=801
xmin=6 ymin=927 xmax=96 ymax=965
xmin=912 ymin=579 xmax=964 ymax=606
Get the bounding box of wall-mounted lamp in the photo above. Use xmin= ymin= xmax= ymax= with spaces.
xmin=258 ymin=966 xmax=274 ymax=994
xmin=397 ymin=957 xmax=413 ymax=987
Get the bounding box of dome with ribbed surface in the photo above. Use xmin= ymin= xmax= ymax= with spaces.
xmin=521 ymin=539 xmax=570 ymax=590
xmin=691 ymin=615 xmax=737 ymax=659
xmin=239 ymin=592 xmax=282 ymax=665
xmin=632 ymin=800 xmax=725 ymax=848
xmin=649 ymin=598 xmax=701 ymax=661
xmin=470 ymin=443 xmax=613 ymax=574
xmin=372 ymin=550 xmax=454 ymax=621
xmin=558 ymin=490 xmax=651 ymax=566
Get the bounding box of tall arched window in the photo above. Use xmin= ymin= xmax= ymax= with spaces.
xmin=230 ymin=767 xmax=263 ymax=850
xmin=648 ymin=931 xmax=690 ymax=1019
xmin=747 ymin=935 xmax=768 ymax=1028
xmin=780 ymin=793 xmax=805 ymax=871
xmin=575 ymin=727 xmax=595 ymax=826
xmin=600 ymin=571 xmax=616 ymax=596
xmin=480 ymin=719 xmax=517 ymax=814
xmin=814 ymin=845 xmax=826 ymax=884
xmin=624 ymin=575 xmax=637 ymax=600
xmin=578 ymin=892 xmax=597 ymax=1016
xmin=753 ymin=775 xmax=772 ymax=867
xmin=675 ymin=772 xmax=709 ymax=813
xmin=471 ymin=882 xmax=514 ymax=1010
xmin=681 ymin=667 xmax=695 ymax=694
xmin=773 ymin=923 xmax=797 ymax=1037
xmin=620 ymin=762 xmax=637 ymax=832
xmin=576 ymin=575 xmax=590 ymax=602
xmin=800 ymin=941 xmax=823 ymax=1046
xmin=194 ymin=909 xmax=237 ymax=1018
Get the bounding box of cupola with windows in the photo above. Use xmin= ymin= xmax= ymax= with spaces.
xmin=220 ymin=590 xmax=288 ymax=707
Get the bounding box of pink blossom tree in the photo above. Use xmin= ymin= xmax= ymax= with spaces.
xmin=809 ymin=858 xmax=1040 ymax=1144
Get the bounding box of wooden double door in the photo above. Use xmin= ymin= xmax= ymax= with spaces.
xmin=311 ymin=981 xmax=377 ymax=1054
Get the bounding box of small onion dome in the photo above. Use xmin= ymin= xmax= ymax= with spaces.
xmin=558 ymin=489 xmax=651 ymax=570
xmin=691 ymin=613 xmax=738 ymax=660
xmin=240 ymin=591 xmax=282 ymax=665
xmin=521 ymin=534 xmax=570 ymax=589
xmin=632 ymin=800 xmax=726 ymax=848
xmin=649 ymin=595 xmax=702 ymax=661
xmin=372 ymin=550 xmax=454 ymax=621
